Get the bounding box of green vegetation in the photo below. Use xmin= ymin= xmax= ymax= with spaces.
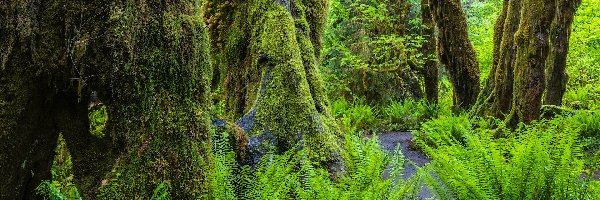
xmin=209 ymin=128 xmax=424 ymax=200
xmin=417 ymin=116 xmax=600 ymax=200
xmin=8 ymin=0 xmax=599 ymax=198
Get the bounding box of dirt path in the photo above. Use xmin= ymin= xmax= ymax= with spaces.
xmin=377 ymin=132 xmax=434 ymax=199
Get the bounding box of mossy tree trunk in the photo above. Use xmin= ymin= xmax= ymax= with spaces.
xmin=1 ymin=0 xmax=214 ymax=198
xmin=506 ymin=0 xmax=556 ymax=125
xmin=544 ymin=0 xmax=582 ymax=106
xmin=422 ymin=0 xmax=439 ymax=104
xmin=204 ymin=0 xmax=339 ymax=159
xmin=429 ymin=0 xmax=481 ymax=110
xmin=472 ymin=0 xmax=577 ymax=125
xmin=472 ymin=0 xmax=521 ymax=118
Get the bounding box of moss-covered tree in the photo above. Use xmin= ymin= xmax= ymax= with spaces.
xmin=505 ymin=0 xmax=557 ymax=125
xmin=472 ymin=0 xmax=572 ymax=125
xmin=544 ymin=0 xmax=582 ymax=105
xmin=203 ymin=0 xmax=339 ymax=158
xmin=422 ymin=0 xmax=439 ymax=104
xmin=1 ymin=0 xmax=214 ymax=198
xmin=429 ymin=0 xmax=481 ymax=110
xmin=472 ymin=0 xmax=521 ymax=118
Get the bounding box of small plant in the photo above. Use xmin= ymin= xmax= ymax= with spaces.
xmin=413 ymin=114 xmax=473 ymax=149
xmin=89 ymin=105 xmax=108 ymax=137
xmin=331 ymin=97 xmax=377 ymax=133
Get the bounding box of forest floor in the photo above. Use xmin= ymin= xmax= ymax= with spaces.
xmin=376 ymin=132 xmax=600 ymax=200
xmin=377 ymin=132 xmax=434 ymax=199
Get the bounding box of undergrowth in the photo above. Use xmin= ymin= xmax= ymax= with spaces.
xmin=208 ymin=128 xmax=424 ymax=200
xmin=415 ymin=115 xmax=600 ymax=200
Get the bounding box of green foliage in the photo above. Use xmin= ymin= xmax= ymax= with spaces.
xmin=35 ymin=180 xmax=80 ymax=200
xmin=462 ymin=0 xmax=502 ymax=82
xmin=380 ymin=99 xmax=451 ymax=131
xmin=151 ymin=182 xmax=171 ymax=200
xmin=331 ymin=98 xmax=377 ymax=133
xmin=416 ymin=116 xmax=599 ymax=200
xmin=322 ymin=0 xmax=424 ymax=103
xmin=569 ymin=111 xmax=600 ymax=168
xmin=565 ymin=0 xmax=600 ymax=110
xmin=413 ymin=115 xmax=473 ymax=149
xmin=36 ymin=135 xmax=81 ymax=200
xmin=89 ymin=105 xmax=108 ymax=137
xmin=209 ymin=128 xmax=423 ymax=200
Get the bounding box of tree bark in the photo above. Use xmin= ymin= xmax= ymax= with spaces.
xmin=203 ymin=0 xmax=340 ymax=158
xmin=422 ymin=0 xmax=439 ymax=104
xmin=429 ymin=0 xmax=481 ymax=110
xmin=506 ymin=0 xmax=556 ymax=125
xmin=1 ymin=0 xmax=214 ymax=198
xmin=544 ymin=0 xmax=581 ymax=105
xmin=472 ymin=0 xmax=521 ymax=118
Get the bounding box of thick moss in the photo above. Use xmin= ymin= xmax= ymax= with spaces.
xmin=204 ymin=0 xmax=339 ymax=160
xmin=472 ymin=0 xmax=522 ymax=119
xmin=544 ymin=0 xmax=581 ymax=106
xmin=421 ymin=0 xmax=439 ymax=103
xmin=95 ymin=0 xmax=213 ymax=198
xmin=1 ymin=0 xmax=214 ymax=198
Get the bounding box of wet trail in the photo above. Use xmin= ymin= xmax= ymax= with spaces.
xmin=376 ymin=132 xmax=434 ymax=199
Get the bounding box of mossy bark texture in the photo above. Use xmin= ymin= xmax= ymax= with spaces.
xmin=422 ymin=0 xmax=439 ymax=104
xmin=473 ymin=0 xmax=578 ymax=125
xmin=472 ymin=0 xmax=521 ymax=118
xmin=204 ymin=0 xmax=339 ymax=158
xmin=544 ymin=0 xmax=581 ymax=106
xmin=1 ymin=0 xmax=213 ymax=198
xmin=429 ymin=0 xmax=481 ymax=110
xmin=506 ymin=0 xmax=556 ymax=125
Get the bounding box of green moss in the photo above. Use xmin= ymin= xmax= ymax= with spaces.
xmin=203 ymin=0 xmax=340 ymax=160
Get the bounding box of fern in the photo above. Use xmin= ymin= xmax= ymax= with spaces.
xmin=419 ymin=117 xmax=598 ymax=200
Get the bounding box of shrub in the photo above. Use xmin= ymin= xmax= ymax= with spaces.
xmin=331 ymin=98 xmax=377 ymax=133
xmin=413 ymin=114 xmax=473 ymax=149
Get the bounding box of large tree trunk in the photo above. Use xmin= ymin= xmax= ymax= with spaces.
xmin=429 ymin=0 xmax=481 ymax=110
xmin=472 ymin=0 xmax=521 ymax=118
xmin=1 ymin=0 xmax=214 ymax=198
xmin=472 ymin=0 xmax=575 ymax=126
xmin=506 ymin=0 xmax=556 ymax=125
xmin=544 ymin=0 xmax=582 ymax=105
xmin=204 ymin=0 xmax=340 ymax=159
xmin=422 ymin=0 xmax=439 ymax=104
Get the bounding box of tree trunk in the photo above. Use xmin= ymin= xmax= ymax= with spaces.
xmin=204 ymin=0 xmax=340 ymax=158
xmin=472 ymin=0 xmax=576 ymax=126
xmin=472 ymin=0 xmax=521 ymax=118
xmin=429 ymin=0 xmax=481 ymax=110
xmin=544 ymin=0 xmax=581 ymax=106
xmin=506 ymin=0 xmax=556 ymax=125
xmin=422 ymin=0 xmax=439 ymax=104
xmin=1 ymin=0 xmax=214 ymax=198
